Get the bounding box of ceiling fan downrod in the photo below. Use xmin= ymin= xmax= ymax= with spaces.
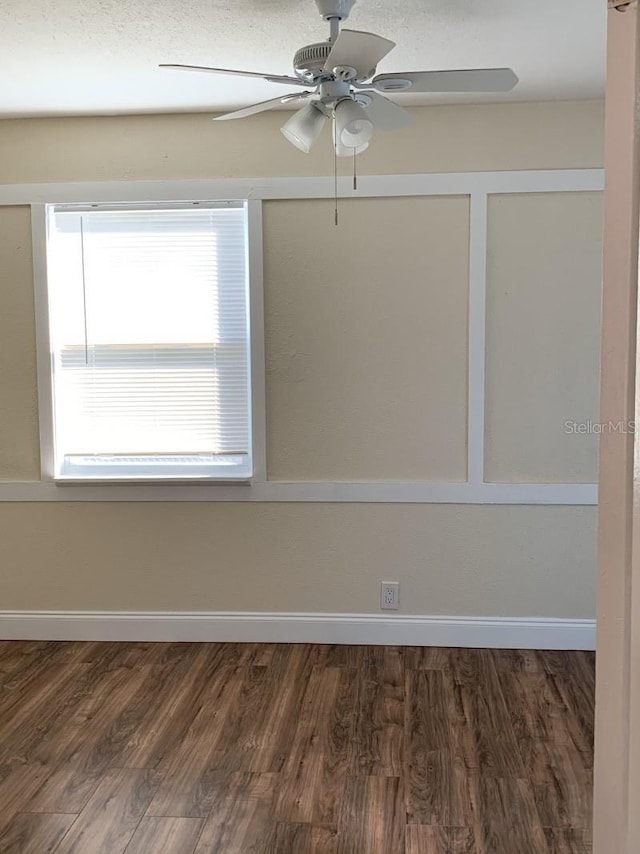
xmin=314 ymin=0 xmax=356 ymax=44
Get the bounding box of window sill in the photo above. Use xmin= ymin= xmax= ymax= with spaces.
xmin=52 ymin=476 xmax=253 ymax=486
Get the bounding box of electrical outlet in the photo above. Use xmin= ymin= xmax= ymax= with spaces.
xmin=381 ymin=581 xmax=399 ymax=610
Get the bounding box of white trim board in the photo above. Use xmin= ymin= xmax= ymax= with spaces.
xmin=0 ymin=480 xmax=598 ymax=503
xmin=0 ymin=169 xmax=604 ymax=206
xmin=467 ymin=192 xmax=488 ymax=485
xmin=0 ymin=610 xmax=596 ymax=650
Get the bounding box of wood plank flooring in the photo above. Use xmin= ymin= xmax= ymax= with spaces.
xmin=0 ymin=642 xmax=594 ymax=853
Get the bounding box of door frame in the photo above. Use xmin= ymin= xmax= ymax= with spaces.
xmin=594 ymin=3 xmax=640 ymax=851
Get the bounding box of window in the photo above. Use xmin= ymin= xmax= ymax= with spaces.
xmin=43 ymin=202 xmax=254 ymax=481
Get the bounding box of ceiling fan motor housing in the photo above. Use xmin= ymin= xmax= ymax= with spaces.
xmin=293 ymin=44 xmax=367 ymax=84
xmin=293 ymin=42 xmax=333 ymax=80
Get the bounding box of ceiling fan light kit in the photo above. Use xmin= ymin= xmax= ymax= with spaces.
xmin=334 ymin=136 xmax=368 ymax=158
xmin=160 ymin=0 xmax=518 ymax=159
xmin=334 ymin=97 xmax=373 ymax=147
xmin=281 ymin=101 xmax=327 ymax=153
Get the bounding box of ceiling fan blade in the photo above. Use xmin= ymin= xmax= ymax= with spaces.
xmin=159 ymin=64 xmax=308 ymax=87
xmin=372 ymin=67 xmax=518 ymax=94
xmin=358 ymin=91 xmax=412 ymax=131
xmin=213 ymin=92 xmax=313 ymax=121
xmin=323 ymin=29 xmax=395 ymax=81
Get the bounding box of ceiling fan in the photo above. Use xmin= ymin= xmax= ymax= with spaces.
xmin=161 ymin=0 xmax=518 ymax=157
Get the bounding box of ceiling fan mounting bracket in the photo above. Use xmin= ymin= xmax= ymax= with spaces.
xmin=314 ymin=0 xmax=357 ymax=21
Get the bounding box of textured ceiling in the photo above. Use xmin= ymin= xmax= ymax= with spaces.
xmin=0 ymin=0 xmax=605 ymax=118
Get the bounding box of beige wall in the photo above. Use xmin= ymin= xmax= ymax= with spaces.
xmin=0 ymin=206 xmax=39 ymax=481
xmin=485 ymin=191 xmax=603 ymax=483
xmin=0 ymin=101 xmax=603 ymax=183
xmin=0 ymin=101 xmax=603 ymax=617
xmin=0 ymin=504 xmax=595 ymax=617
xmin=264 ymin=196 xmax=469 ymax=482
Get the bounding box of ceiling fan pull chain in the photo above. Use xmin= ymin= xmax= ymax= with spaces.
xmin=353 ymin=149 xmax=357 ymax=191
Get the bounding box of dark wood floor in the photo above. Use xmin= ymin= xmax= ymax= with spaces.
xmin=0 ymin=641 xmax=594 ymax=853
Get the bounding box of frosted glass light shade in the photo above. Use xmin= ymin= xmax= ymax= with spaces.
xmin=281 ymin=103 xmax=326 ymax=153
xmin=334 ymin=137 xmax=369 ymax=157
xmin=334 ymin=98 xmax=374 ymax=147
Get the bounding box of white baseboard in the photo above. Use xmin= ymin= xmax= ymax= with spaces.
xmin=0 ymin=611 xmax=596 ymax=650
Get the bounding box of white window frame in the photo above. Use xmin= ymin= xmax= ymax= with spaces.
xmin=32 ymin=199 xmax=267 ymax=486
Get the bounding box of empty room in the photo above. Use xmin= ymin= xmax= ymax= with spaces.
xmin=0 ymin=0 xmax=630 ymax=852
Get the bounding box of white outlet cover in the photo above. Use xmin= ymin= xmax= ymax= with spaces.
xmin=381 ymin=581 xmax=399 ymax=610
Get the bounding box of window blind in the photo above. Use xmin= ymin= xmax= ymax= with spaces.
xmin=46 ymin=204 xmax=252 ymax=480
